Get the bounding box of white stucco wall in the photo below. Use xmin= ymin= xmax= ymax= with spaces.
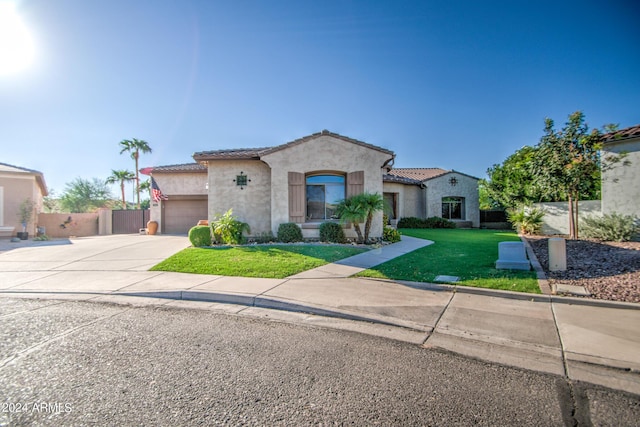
xmin=533 ymin=200 xmax=602 ymax=235
xmin=602 ymin=138 xmax=640 ymax=218
xmin=424 ymin=172 xmax=480 ymax=227
xmin=207 ymin=160 xmax=272 ymax=235
xmin=262 ymin=135 xmax=393 ymax=238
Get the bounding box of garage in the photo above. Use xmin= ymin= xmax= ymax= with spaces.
xmin=162 ymin=197 xmax=208 ymax=234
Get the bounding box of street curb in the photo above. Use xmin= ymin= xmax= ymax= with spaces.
xmin=116 ymin=290 xmax=431 ymax=331
xmin=359 ymin=277 xmax=640 ymax=310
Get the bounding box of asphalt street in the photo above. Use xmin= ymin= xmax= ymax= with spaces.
xmin=1 ymin=298 xmax=638 ymax=426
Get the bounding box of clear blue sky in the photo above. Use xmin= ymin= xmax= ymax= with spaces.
xmin=1 ymin=0 xmax=639 ymax=200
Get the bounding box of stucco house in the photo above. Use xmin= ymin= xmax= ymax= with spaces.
xmin=601 ymin=124 xmax=640 ymax=218
xmin=143 ymin=130 xmax=479 ymax=237
xmin=0 ymin=162 xmax=48 ymax=237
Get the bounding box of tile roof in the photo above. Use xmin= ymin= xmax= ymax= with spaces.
xmin=192 ymin=147 xmax=271 ymax=161
xmin=387 ymin=168 xmax=450 ymax=181
xmin=193 ymin=130 xmax=395 ymax=161
xmin=141 ymin=163 xmax=207 ymax=174
xmin=383 ymin=174 xmax=422 ymax=185
xmin=602 ymin=124 xmax=640 ymax=143
xmin=0 ymin=162 xmax=43 ymax=174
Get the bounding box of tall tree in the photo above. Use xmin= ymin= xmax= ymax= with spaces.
xmin=119 ymin=138 xmax=152 ymax=209
xmin=481 ymin=145 xmax=548 ymax=210
xmin=106 ymin=169 xmax=135 ymax=209
xmin=531 ymin=111 xmax=602 ymax=239
xmin=60 ymin=177 xmax=113 ymax=213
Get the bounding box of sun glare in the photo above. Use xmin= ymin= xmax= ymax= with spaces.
xmin=0 ymin=1 xmax=35 ymax=76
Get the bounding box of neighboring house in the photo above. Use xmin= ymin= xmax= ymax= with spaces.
xmin=143 ymin=130 xmax=479 ymax=236
xmin=0 ymin=162 xmax=48 ymax=237
xmin=601 ymin=124 xmax=640 ymax=218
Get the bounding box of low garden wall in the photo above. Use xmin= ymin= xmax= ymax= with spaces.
xmin=532 ymin=200 xmax=601 ymax=235
xmin=37 ymin=213 xmax=99 ymax=238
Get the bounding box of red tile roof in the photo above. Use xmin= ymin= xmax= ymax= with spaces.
xmin=602 ymin=124 xmax=640 ymax=143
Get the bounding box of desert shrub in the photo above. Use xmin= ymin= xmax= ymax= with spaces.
xmin=319 ymin=222 xmax=346 ymax=243
xmin=277 ymin=222 xmax=303 ymax=243
xmin=188 ymin=225 xmax=212 ymax=247
xmin=397 ymin=216 xmax=456 ymax=229
xmin=211 ymin=209 xmax=250 ymax=245
xmin=383 ymin=226 xmax=401 ymax=243
xmin=507 ymin=207 xmax=544 ymax=235
xmin=581 ymin=213 xmax=639 ymax=242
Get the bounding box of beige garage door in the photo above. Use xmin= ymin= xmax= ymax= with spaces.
xmin=162 ymin=199 xmax=208 ymax=234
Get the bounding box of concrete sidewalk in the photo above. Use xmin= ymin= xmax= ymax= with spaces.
xmin=0 ymin=234 xmax=639 ymax=395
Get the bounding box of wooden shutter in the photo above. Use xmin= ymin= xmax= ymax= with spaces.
xmin=346 ymin=171 xmax=364 ymax=197
xmin=288 ymin=172 xmax=305 ymax=222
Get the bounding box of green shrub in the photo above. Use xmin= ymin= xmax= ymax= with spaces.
xmin=397 ymin=216 xmax=456 ymax=229
xmin=581 ymin=213 xmax=639 ymax=242
xmin=211 ymin=209 xmax=250 ymax=245
xmin=319 ymin=222 xmax=346 ymax=243
xmin=507 ymin=207 xmax=544 ymax=235
xmin=383 ymin=226 xmax=401 ymax=243
xmin=277 ymin=222 xmax=303 ymax=243
xmin=188 ymin=225 xmax=212 ymax=247
xmin=424 ymin=216 xmax=456 ymax=228
xmin=252 ymin=231 xmax=276 ymax=244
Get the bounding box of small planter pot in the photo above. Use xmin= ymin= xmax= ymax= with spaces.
xmin=147 ymin=220 xmax=158 ymax=235
xmin=16 ymin=232 xmax=29 ymax=240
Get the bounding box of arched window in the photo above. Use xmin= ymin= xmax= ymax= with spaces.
xmin=442 ymin=197 xmax=465 ymax=220
xmin=306 ymin=174 xmax=345 ymax=220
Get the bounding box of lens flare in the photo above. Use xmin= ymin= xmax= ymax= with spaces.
xmin=0 ymin=1 xmax=35 ymax=76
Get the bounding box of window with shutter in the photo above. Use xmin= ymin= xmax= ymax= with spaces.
xmin=346 ymin=171 xmax=364 ymax=197
xmin=288 ymin=172 xmax=305 ymax=222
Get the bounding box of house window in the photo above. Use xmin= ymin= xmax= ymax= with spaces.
xmin=442 ymin=197 xmax=464 ymax=220
xmin=306 ymin=174 xmax=345 ymax=220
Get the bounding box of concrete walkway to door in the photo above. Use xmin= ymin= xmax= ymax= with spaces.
xmin=0 ymin=234 xmax=639 ymax=396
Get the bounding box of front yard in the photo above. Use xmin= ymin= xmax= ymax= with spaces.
xmin=150 ymin=245 xmax=367 ymax=278
xmin=357 ymin=229 xmax=540 ymax=293
xmin=151 ymin=229 xmax=540 ymax=293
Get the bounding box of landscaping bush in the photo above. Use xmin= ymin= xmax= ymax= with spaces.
xmin=211 ymin=209 xmax=250 ymax=245
xmin=383 ymin=226 xmax=401 ymax=243
xmin=424 ymin=216 xmax=456 ymax=228
xmin=188 ymin=225 xmax=212 ymax=247
xmin=581 ymin=213 xmax=639 ymax=242
xmin=507 ymin=207 xmax=544 ymax=235
xmin=252 ymin=231 xmax=276 ymax=244
xmin=277 ymin=222 xmax=303 ymax=243
xmin=319 ymin=222 xmax=346 ymax=243
xmin=397 ymin=216 xmax=456 ymax=229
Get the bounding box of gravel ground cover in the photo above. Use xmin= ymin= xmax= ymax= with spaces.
xmin=527 ymin=236 xmax=640 ymax=303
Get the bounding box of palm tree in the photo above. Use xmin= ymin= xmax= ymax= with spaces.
xmin=119 ymin=138 xmax=152 ymax=209
xmin=336 ymin=197 xmax=366 ymax=243
xmin=106 ymin=169 xmax=135 ymax=209
xmin=357 ymin=192 xmax=385 ymax=243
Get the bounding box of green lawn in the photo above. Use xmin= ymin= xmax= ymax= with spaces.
xmin=357 ymin=229 xmax=540 ymax=293
xmin=150 ymin=245 xmax=367 ymax=278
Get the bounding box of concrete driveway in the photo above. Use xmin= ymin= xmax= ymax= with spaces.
xmin=0 ymin=234 xmax=190 ymax=272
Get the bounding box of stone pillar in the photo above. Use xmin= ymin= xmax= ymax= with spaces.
xmin=548 ymin=238 xmax=566 ymax=271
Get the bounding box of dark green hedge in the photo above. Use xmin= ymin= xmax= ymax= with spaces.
xmin=397 ymin=216 xmax=456 ymax=229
